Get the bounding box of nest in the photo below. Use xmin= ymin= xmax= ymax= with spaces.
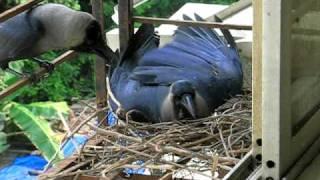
xmin=41 ymin=90 xmax=252 ymax=179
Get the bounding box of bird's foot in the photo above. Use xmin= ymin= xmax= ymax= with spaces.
xmin=29 ymin=73 xmax=42 ymax=84
xmin=32 ymin=57 xmax=55 ymax=73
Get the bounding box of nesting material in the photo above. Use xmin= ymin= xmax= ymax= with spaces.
xmin=42 ymin=90 xmax=252 ymax=179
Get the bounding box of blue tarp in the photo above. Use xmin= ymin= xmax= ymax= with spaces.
xmin=0 ymin=155 xmax=47 ymax=180
xmin=0 ymin=134 xmax=88 ymax=180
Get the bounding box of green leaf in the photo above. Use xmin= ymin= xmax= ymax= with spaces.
xmin=26 ymin=101 xmax=70 ymax=121
xmin=9 ymin=103 xmax=63 ymax=162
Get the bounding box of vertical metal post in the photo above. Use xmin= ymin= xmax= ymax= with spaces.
xmin=252 ymin=0 xmax=262 ymax=167
xmin=118 ymin=0 xmax=134 ymax=54
xmin=92 ymin=0 xmax=107 ymax=121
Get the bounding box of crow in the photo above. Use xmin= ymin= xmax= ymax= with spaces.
xmin=0 ymin=3 xmax=115 ymax=76
xmin=108 ymin=14 xmax=243 ymax=123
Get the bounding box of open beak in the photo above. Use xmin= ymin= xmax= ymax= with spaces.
xmin=181 ymin=94 xmax=197 ymax=119
xmin=91 ymin=40 xmax=117 ymax=64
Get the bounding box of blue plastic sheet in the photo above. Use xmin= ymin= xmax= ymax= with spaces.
xmin=0 ymin=155 xmax=47 ymax=180
xmin=0 ymin=134 xmax=88 ymax=180
xmin=123 ymin=160 xmax=147 ymax=176
xmin=107 ymin=110 xmax=117 ymax=126
xmin=62 ymin=134 xmax=88 ymax=157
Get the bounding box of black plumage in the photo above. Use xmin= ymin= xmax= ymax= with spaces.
xmin=0 ymin=3 xmax=115 ymax=73
xmin=108 ymin=14 xmax=243 ymax=123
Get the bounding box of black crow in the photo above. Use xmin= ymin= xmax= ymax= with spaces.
xmin=108 ymin=14 xmax=243 ymax=123
xmin=0 ymin=3 xmax=115 ymax=75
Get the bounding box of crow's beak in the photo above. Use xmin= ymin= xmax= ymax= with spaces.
xmin=181 ymin=94 xmax=197 ymax=119
xmin=90 ymin=40 xmax=116 ymax=64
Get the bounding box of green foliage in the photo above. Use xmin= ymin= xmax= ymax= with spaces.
xmin=8 ymin=102 xmax=65 ymax=161
xmin=25 ymin=101 xmax=70 ymax=121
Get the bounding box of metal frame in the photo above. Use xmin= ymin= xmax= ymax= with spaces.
xmin=252 ymin=0 xmax=262 ymax=169
xmin=260 ymin=0 xmax=320 ymax=179
xmin=91 ymin=0 xmax=107 ymax=121
xmin=117 ymin=1 xmax=257 ymax=179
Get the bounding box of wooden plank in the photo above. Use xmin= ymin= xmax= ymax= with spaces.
xmin=206 ymin=0 xmax=252 ymax=21
xmin=0 ymin=51 xmax=76 ymax=101
xmin=0 ymin=0 xmax=43 ymax=22
xmin=132 ymin=16 xmax=252 ymax=30
xmin=91 ymin=0 xmax=107 ymax=122
xmin=252 ymin=0 xmax=262 ymax=166
xmin=118 ymin=0 xmax=134 ymax=54
xmin=261 ymin=0 xmax=292 ymax=178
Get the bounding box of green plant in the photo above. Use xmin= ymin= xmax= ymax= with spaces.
xmin=4 ymin=101 xmax=69 ymax=161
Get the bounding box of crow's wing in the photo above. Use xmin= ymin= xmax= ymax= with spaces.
xmin=119 ymin=23 xmax=159 ymax=67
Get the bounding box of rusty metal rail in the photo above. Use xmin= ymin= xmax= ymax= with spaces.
xmin=0 ymin=0 xmax=43 ymax=22
xmin=132 ymin=16 xmax=252 ymax=30
xmin=91 ymin=0 xmax=108 ymax=121
xmin=0 ymin=51 xmax=77 ymax=100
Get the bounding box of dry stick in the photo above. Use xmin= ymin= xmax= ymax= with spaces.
xmin=51 ymin=158 xmax=94 ymax=178
xmin=88 ymin=123 xmax=143 ymax=143
xmin=43 ymin=107 xmax=107 ymax=172
xmin=120 ymin=164 xmax=174 ymax=171
xmin=58 ymin=112 xmax=81 ymax=155
xmin=104 ymin=138 xmax=153 ymax=158
xmin=211 ymin=151 xmax=219 ymax=175
xmin=71 ymin=107 xmax=108 ymax=135
xmin=218 ymin=126 xmax=230 ymax=157
xmin=182 ymin=135 xmax=216 ymax=148
xmin=90 ymin=124 xmax=239 ymax=164
xmin=227 ymin=119 xmax=242 ymax=157
xmin=101 ymin=156 xmax=136 ymax=178
xmin=48 ymin=168 xmax=102 ymax=179
xmin=160 ymin=160 xmax=212 ymax=178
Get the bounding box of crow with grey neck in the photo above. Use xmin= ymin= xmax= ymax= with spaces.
xmin=108 ymin=14 xmax=243 ymax=123
xmin=0 ymin=3 xmax=115 ymax=75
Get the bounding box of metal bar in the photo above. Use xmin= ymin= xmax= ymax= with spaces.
xmin=247 ymin=165 xmax=262 ymax=180
xmin=133 ymin=0 xmax=150 ymax=8
xmin=223 ymin=150 xmax=253 ymax=180
xmin=0 ymin=0 xmax=43 ymax=22
xmin=262 ymin=0 xmax=292 ymax=178
xmin=206 ymin=0 xmax=252 ymax=22
xmin=133 ymin=16 xmax=252 ymax=30
xmin=91 ymin=0 xmax=107 ymax=122
xmin=118 ymin=0 xmax=134 ymax=54
xmin=252 ymin=0 xmax=263 ymax=167
xmin=0 ymin=51 xmax=76 ymax=101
